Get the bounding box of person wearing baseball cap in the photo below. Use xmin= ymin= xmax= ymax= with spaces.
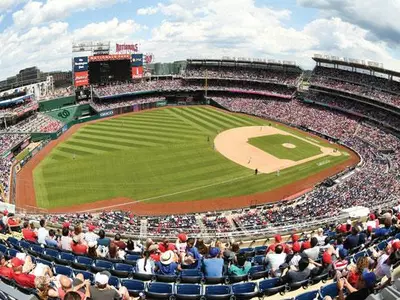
xmin=309 ymin=250 xmax=333 ymax=278
xmin=335 ymin=269 xmax=376 ymax=300
xmin=11 ymin=257 xmax=36 ymax=288
xmin=90 ymin=270 xmax=129 ymax=300
xmin=285 ymin=242 xmax=307 ymax=269
xmin=203 ymin=247 xmax=223 ymax=277
xmin=155 ymin=250 xmax=180 ymax=275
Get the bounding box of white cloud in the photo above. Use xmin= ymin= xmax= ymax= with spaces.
xmin=0 ymin=17 xmax=144 ymax=78
xmin=297 ymin=0 xmax=400 ymax=45
xmin=0 ymin=14 xmax=3 ymax=23
xmin=137 ymin=6 xmax=159 ymax=16
xmin=0 ymin=0 xmax=26 ymax=13
xmin=12 ymin=0 xmax=123 ymax=28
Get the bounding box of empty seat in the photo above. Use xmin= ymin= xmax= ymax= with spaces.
xmin=42 ymin=248 xmax=59 ymax=262
xmin=91 ymin=260 xmax=113 ymax=273
xmin=54 ymin=265 xmax=73 ymax=277
xmin=108 ymin=276 xmax=121 ymax=289
xmin=227 ymin=274 xmax=248 ymax=284
xmin=248 ymin=265 xmax=267 ymax=280
xmin=74 ymin=269 xmax=94 ymax=284
xmin=133 ymin=272 xmax=154 ymax=281
xmin=253 ymin=255 xmax=265 ymax=265
xmin=254 ymin=246 xmax=267 ymax=255
xmin=204 ymin=276 xmax=227 ymax=285
xmin=0 ymin=244 xmax=7 ymax=254
xmin=6 ymin=248 xmax=18 ymax=258
xmin=121 ymin=279 xmax=145 ymax=297
xmin=258 ymin=278 xmax=286 ymax=296
xmin=320 ymin=282 xmax=338 ymax=299
xmin=35 ymin=258 xmax=53 ymax=269
xmin=295 ymin=290 xmax=319 ymax=300
xmin=232 ymin=282 xmax=258 ymax=300
xmin=156 ymin=274 xmax=178 ymax=283
xmin=72 ymin=256 xmax=93 ymax=270
xmin=204 ymin=285 xmax=232 ymax=300
xmin=56 ymin=252 xmax=75 ymax=265
xmin=111 ymin=263 xmax=133 ymax=278
xmin=145 ymin=282 xmax=174 ymax=300
xmin=176 ymin=283 xmax=202 ymax=300
xmin=180 ymin=269 xmax=203 ymax=284
xmin=288 ymin=279 xmax=309 ymax=292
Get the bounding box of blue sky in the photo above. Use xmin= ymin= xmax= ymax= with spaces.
xmin=0 ymin=0 xmax=399 ymax=79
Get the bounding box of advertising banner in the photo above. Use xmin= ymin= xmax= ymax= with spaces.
xmin=131 ymin=54 xmax=143 ymax=67
xmin=131 ymin=66 xmax=144 ymax=79
xmin=99 ymin=110 xmax=114 ymax=118
xmin=73 ymin=57 xmax=89 ymax=72
xmin=89 ymin=54 xmax=130 ymax=62
xmin=116 ymin=44 xmax=139 ymax=53
xmin=74 ymin=71 xmax=89 ymax=87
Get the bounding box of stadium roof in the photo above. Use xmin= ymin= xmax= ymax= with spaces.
xmin=187 ymin=58 xmax=303 ymax=72
xmin=312 ymin=55 xmax=400 ymax=78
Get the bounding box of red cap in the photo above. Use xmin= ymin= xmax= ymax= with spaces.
xmin=322 ymin=252 xmax=332 ymax=264
xmin=392 ymin=241 xmax=400 ymax=251
xmin=269 ymin=244 xmax=276 ymax=252
xmin=369 ymin=214 xmax=376 ymax=220
xmin=62 ymin=222 xmax=70 ymax=228
xmin=367 ymin=226 xmax=373 ymax=233
xmin=302 ymin=241 xmax=311 ymax=249
xmin=274 ymin=234 xmax=282 ymax=243
xmin=292 ymin=234 xmax=300 ymax=242
xmin=11 ymin=257 xmax=24 ymax=267
xmin=3 ymin=210 xmax=8 ymax=216
xmin=292 ymin=242 xmax=301 ymax=253
xmin=88 ymin=225 xmax=96 ymax=232
xmin=178 ymin=233 xmax=187 ymax=242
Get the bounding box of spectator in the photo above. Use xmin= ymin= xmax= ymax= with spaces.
xmin=89 ymin=271 xmax=129 ymax=300
xmin=228 ymin=253 xmax=251 ymax=276
xmin=347 ymin=257 xmax=370 ymax=288
xmin=22 ymin=221 xmax=37 ymax=243
xmin=183 ymin=238 xmax=201 ymax=269
xmin=37 ymin=219 xmax=49 ymax=244
xmin=334 ymin=270 xmax=376 ymax=300
xmin=60 ymin=227 xmax=72 ymax=251
xmin=97 ymin=229 xmax=111 ymax=247
xmin=304 ymin=237 xmax=320 ymax=261
xmin=7 ymin=213 xmax=21 ymax=232
xmin=71 ymin=236 xmax=88 ymax=255
xmin=334 ymin=248 xmax=349 ymax=273
xmin=310 ymin=251 xmax=333 ymax=277
xmin=155 ymin=250 xmax=180 ymax=275
xmin=344 ymin=227 xmax=361 ymax=250
xmin=285 ymin=242 xmax=307 ymax=269
xmin=203 ymin=247 xmax=224 ymax=277
xmin=265 ymin=244 xmax=286 ymax=277
xmin=87 ymin=241 xmax=98 ymax=259
xmin=374 ymin=218 xmax=392 ymax=237
xmin=83 ymin=225 xmax=98 ymax=244
xmin=284 ymin=257 xmax=311 ymax=283
xmin=315 ymin=228 xmax=327 ymax=246
xmin=113 ymin=234 xmax=126 ymax=250
xmin=136 ymin=251 xmax=154 ymax=274
xmin=46 ymin=229 xmax=58 ymax=247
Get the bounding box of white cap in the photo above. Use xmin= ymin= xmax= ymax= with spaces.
xmin=95 ymin=272 xmax=109 ymax=285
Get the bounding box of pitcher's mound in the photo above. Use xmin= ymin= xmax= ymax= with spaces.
xmin=282 ymin=143 xmax=296 ymax=149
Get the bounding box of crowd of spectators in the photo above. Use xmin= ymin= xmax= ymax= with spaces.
xmin=91 ymin=97 xmax=164 ymax=112
xmin=0 ymin=113 xmax=63 ymax=134
xmin=93 ymin=81 xmax=184 ymax=97
xmin=313 ymin=66 xmax=400 ymax=94
xmin=311 ymin=67 xmax=400 ymax=108
xmin=37 ymin=86 xmax=74 ymax=101
xmin=0 ymin=98 xmax=38 ymax=117
xmin=185 ymin=65 xmax=301 ymax=85
xmin=306 ymin=92 xmax=400 ymax=129
xmin=2 ymin=205 xmax=400 ymax=300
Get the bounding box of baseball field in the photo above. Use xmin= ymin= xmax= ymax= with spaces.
xmin=17 ymin=106 xmax=359 ymax=214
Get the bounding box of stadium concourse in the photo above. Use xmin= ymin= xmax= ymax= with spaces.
xmin=0 ymin=58 xmax=400 ymax=299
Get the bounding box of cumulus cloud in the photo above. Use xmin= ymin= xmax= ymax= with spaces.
xmin=12 ymin=0 xmax=123 ymax=28
xmin=0 ymin=17 xmax=145 ymax=78
xmin=137 ymin=6 xmax=159 ymax=16
xmin=0 ymin=0 xmax=26 ymax=13
xmin=297 ymin=0 xmax=400 ymax=45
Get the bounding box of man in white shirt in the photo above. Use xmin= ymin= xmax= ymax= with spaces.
xmin=315 ymin=228 xmax=327 ymax=246
xmin=37 ymin=219 xmax=49 ymax=244
xmin=265 ymin=244 xmax=286 ymax=277
xmin=304 ymin=237 xmax=320 ymax=261
xmin=84 ymin=225 xmax=99 ymax=244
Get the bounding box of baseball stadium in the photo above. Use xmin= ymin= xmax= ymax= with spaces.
xmin=0 ymin=7 xmax=400 ymax=300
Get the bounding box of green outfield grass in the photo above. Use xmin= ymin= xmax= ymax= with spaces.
xmin=248 ymin=134 xmax=322 ymax=161
xmin=33 ymin=106 xmax=353 ymax=209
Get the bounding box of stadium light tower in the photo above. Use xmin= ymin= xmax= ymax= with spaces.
xmin=72 ymin=41 xmax=110 ymax=56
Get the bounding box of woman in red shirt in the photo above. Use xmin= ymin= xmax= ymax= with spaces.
xmin=22 ymin=221 xmax=37 ymax=243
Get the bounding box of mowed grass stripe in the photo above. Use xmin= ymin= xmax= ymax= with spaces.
xmin=56 ymin=146 xmax=97 ymax=156
xmin=199 ymin=107 xmax=259 ymax=126
xmin=115 ymin=114 xmax=187 ymax=126
xmin=73 ymin=134 xmax=159 ymax=148
xmin=66 ymin=139 xmax=128 ymax=152
xmin=193 ymin=107 xmax=255 ymax=128
xmin=183 ymin=107 xmax=236 ymax=130
xmin=164 ymin=109 xmax=214 ymax=134
xmin=170 ymin=108 xmax=220 ymax=132
xmin=77 ymin=128 xmax=184 ymax=145
xmin=94 ymin=120 xmax=198 ymax=135
xmin=81 ymin=126 xmax=202 ymax=142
